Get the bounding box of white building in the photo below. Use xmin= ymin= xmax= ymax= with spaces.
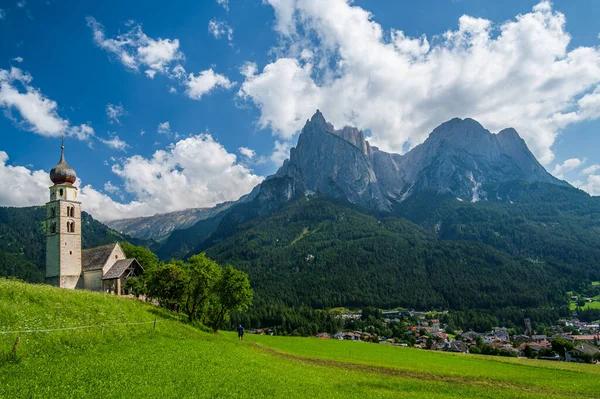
xmin=45 ymin=141 xmax=142 ymax=294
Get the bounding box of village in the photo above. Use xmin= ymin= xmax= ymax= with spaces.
xmin=247 ymin=309 xmax=600 ymax=364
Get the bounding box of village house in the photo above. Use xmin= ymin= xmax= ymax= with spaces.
xmin=565 ymin=343 xmax=600 ymax=364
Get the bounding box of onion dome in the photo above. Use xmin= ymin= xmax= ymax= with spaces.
xmin=50 ymin=143 xmax=77 ymax=185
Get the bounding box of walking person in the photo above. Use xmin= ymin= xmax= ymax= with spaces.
xmin=238 ymin=324 xmax=245 ymax=341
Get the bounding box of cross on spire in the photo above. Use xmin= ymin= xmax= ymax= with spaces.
xmin=61 ymin=134 xmax=65 ymax=149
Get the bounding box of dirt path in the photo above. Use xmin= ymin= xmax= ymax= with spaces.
xmin=248 ymin=342 xmax=599 ymax=399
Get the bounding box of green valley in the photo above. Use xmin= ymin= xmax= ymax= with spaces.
xmin=2 ymin=280 xmax=599 ymax=399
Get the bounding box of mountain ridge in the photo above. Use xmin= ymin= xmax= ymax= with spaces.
xmin=117 ymin=111 xmax=570 ymax=242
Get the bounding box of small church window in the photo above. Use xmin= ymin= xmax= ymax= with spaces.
xmin=115 ymin=255 xmax=118 ymax=259
xmin=50 ymin=208 xmax=56 ymax=218
xmin=69 ymin=250 xmax=73 ymax=255
xmin=50 ymin=222 xmax=56 ymax=234
xmin=59 ymin=189 xmax=63 ymax=197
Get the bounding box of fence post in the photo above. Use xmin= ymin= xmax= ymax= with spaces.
xmin=12 ymin=336 xmax=20 ymax=357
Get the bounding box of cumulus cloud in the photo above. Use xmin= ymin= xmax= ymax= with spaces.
xmin=239 ymin=0 xmax=600 ymax=165
xmin=86 ymin=17 xmax=184 ymax=78
xmin=0 ymin=133 xmax=264 ymax=221
xmin=575 ymin=164 xmax=600 ymax=196
xmin=0 ymin=67 xmax=93 ymax=140
xmin=185 ymin=69 xmax=234 ymax=100
xmin=157 ymin=121 xmax=171 ymax=134
xmin=208 ymin=19 xmax=234 ymax=42
xmin=12 ymin=57 xmax=23 ymax=63
xmin=106 ymin=103 xmax=126 ymax=124
xmin=0 ymin=151 xmax=49 ymax=207
xmin=239 ymin=147 xmax=256 ymax=159
xmin=582 ymin=165 xmax=600 ymax=175
xmin=552 ymin=158 xmax=583 ymax=179
xmin=87 ymin=16 xmax=235 ymax=100
xmin=270 ymin=140 xmax=291 ymax=165
xmin=98 ymin=135 xmax=128 ymax=151
xmin=103 ymin=181 xmax=119 ymax=194
xmin=106 ymin=134 xmax=263 ymax=220
xmin=579 ymin=175 xmax=600 ymax=196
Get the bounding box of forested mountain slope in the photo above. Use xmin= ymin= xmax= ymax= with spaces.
xmin=202 ymin=196 xmax=574 ymax=311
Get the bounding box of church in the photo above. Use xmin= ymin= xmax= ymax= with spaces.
xmin=45 ymin=141 xmax=143 ymax=295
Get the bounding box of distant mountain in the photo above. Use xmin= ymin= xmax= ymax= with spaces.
xmin=120 ymin=111 xmax=566 ymax=242
xmin=105 ymin=201 xmax=235 ymax=242
xmin=0 ymin=206 xmax=150 ymax=282
xmin=274 ymin=111 xmax=566 ymax=210
xmin=156 ymin=111 xmax=572 ymax=258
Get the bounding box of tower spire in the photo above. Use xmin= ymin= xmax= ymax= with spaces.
xmin=60 ymin=134 xmax=65 ymax=162
xmin=50 ymin=134 xmax=77 ymax=185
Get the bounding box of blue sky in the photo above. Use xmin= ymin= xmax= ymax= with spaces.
xmin=1 ymin=0 xmax=599 ymax=221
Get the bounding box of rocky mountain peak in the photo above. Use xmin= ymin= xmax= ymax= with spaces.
xmin=277 ymin=111 xmax=567 ymax=207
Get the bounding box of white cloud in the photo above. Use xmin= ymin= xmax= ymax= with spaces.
xmin=240 ymin=62 xmax=258 ymax=78
xmin=105 ymin=134 xmax=263 ymax=220
xmin=69 ymin=124 xmax=95 ymax=140
xmin=140 ymin=129 xmax=145 ymax=136
xmin=106 ymin=103 xmax=126 ymax=124
xmin=88 ymin=16 xmax=234 ymax=101
xmin=579 ymin=175 xmax=600 ymax=196
xmin=86 ymin=17 xmax=184 ymax=78
xmin=552 ymin=158 xmax=583 ymax=179
xmin=239 ymin=147 xmax=256 ymax=159
xmin=576 ymin=164 xmax=600 ymax=196
xmin=0 ymin=9 xmax=5 ymax=20
xmin=103 ymin=181 xmax=119 ymax=194
xmin=0 ymin=67 xmax=92 ymax=140
xmin=0 ymin=151 xmax=49 ymax=207
xmin=157 ymin=121 xmax=171 ymax=134
xmin=582 ymin=165 xmax=600 ymax=176
xmin=185 ymin=69 xmax=234 ymax=100
xmin=98 ymin=135 xmax=128 ymax=151
xmin=16 ymin=1 xmax=25 ymax=8
xmin=270 ymin=140 xmax=291 ymax=165
xmin=12 ymin=57 xmax=23 ymax=63
xmin=216 ymin=0 xmax=229 ymax=11
xmin=239 ymin=1 xmax=600 ymax=165
xmin=0 ymin=133 xmax=265 ymax=221
xmin=208 ymin=19 xmax=234 ymax=42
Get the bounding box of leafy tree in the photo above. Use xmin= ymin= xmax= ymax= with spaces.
xmin=121 ymin=241 xmax=158 ymax=271
xmin=148 ymin=263 xmax=187 ymax=312
xmin=184 ymin=253 xmax=222 ymax=322
xmin=208 ymin=266 xmax=253 ymax=332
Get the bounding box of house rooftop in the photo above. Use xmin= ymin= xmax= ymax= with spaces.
xmin=82 ymin=243 xmax=119 ymax=272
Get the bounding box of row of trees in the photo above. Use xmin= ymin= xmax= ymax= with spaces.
xmin=122 ymin=243 xmax=253 ymax=332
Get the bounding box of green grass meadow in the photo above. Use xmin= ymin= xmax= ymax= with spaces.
xmin=1 ymin=280 xmax=599 ymax=399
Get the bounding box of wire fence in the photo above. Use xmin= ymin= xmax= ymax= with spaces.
xmin=0 ymin=319 xmax=158 ymax=335
xmin=0 ymin=318 xmax=160 ymax=360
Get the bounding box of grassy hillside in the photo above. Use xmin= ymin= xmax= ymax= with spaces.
xmin=2 ymin=280 xmax=599 ymax=398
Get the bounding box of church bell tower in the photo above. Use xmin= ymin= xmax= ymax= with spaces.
xmin=45 ymin=138 xmax=82 ymax=288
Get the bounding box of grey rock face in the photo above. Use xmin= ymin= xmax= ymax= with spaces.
xmin=275 ymin=110 xmax=390 ymax=211
xmin=273 ymin=111 xmax=567 ymax=208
